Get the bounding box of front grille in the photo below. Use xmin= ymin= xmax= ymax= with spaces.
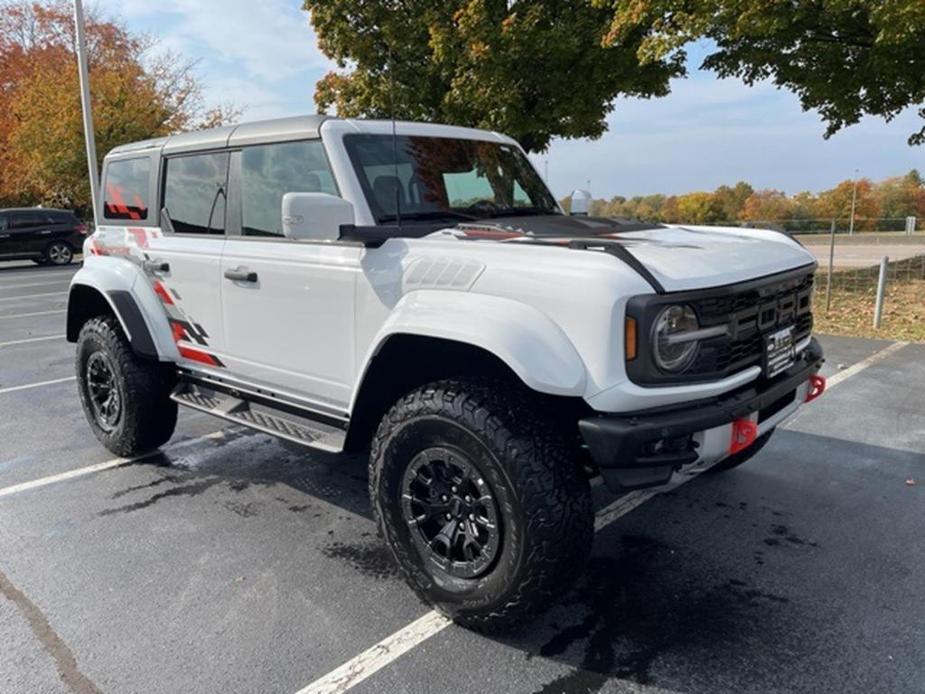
xmin=686 ymin=273 xmax=814 ymax=377
xmin=625 ymin=267 xmax=816 ymax=386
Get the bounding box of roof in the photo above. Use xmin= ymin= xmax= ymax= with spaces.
xmin=103 ymin=114 xmax=517 ymax=159
xmin=106 ymin=115 xmax=329 ymax=157
xmin=0 ymin=207 xmax=73 ymax=214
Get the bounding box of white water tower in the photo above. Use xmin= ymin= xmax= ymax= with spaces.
xmin=569 ymin=189 xmax=592 ymax=216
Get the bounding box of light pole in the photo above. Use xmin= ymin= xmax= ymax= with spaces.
xmin=848 ymin=168 xmax=859 ymax=236
xmin=73 ymin=0 xmax=100 ymax=227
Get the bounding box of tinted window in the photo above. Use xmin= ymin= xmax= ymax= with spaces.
xmin=104 ymin=158 xmax=151 ymax=221
xmin=49 ymin=211 xmax=78 ymax=225
xmin=343 ymin=134 xmax=558 ymax=224
xmin=9 ymin=212 xmax=51 ymax=229
xmin=163 ymin=152 xmax=229 ymax=235
xmin=0 ymin=214 xmax=6 ymax=231
xmin=240 ymin=140 xmax=337 ymax=237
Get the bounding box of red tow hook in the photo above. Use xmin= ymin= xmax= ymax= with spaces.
xmin=805 ymin=374 xmax=827 ymax=403
xmin=729 ymin=418 xmax=759 ymax=455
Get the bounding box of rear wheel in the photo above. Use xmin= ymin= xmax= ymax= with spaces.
xmin=370 ymin=380 xmax=593 ymax=632
xmin=708 ymin=429 xmax=775 ymax=473
xmin=45 ymin=241 xmax=73 ymax=266
xmin=76 ymin=316 xmax=177 ymax=456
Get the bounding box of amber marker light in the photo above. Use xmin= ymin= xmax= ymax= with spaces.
xmin=625 ymin=317 xmax=638 ymax=361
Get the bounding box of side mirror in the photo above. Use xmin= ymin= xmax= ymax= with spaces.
xmin=282 ymin=192 xmax=355 ymax=241
xmin=568 ymin=189 xmax=591 ymax=216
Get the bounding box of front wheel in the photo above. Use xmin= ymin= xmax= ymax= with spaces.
xmin=76 ymin=316 xmax=177 ymax=457
xmin=370 ymin=380 xmax=593 ymax=632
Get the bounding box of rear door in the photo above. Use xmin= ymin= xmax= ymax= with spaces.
xmin=218 ymin=138 xmax=359 ymax=411
xmin=101 ymin=153 xmax=228 ymax=369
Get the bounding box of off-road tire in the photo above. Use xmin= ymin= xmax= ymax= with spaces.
xmin=370 ymin=379 xmax=593 ymax=632
xmin=76 ymin=316 xmax=177 ymax=457
xmin=708 ymin=428 xmax=775 ymax=473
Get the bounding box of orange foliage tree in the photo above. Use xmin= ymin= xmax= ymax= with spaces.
xmin=0 ymin=1 xmax=237 ymax=214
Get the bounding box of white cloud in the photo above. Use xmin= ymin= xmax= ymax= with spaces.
xmin=110 ymin=0 xmax=333 ymax=82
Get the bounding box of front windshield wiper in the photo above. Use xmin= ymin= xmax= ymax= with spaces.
xmin=378 ymin=210 xmax=478 ymax=223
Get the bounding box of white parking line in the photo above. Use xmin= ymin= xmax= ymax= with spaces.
xmin=0 ymin=334 xmax=65 ymax=348
xmin=0 ymin=281 xmax=71 ymax=291
xmin=0 ymin=309 xmax=66 ymax=320
xmin=0 ymin=430 xmax=228 ymax=500
xmin=0 ymin=291 xmax=66 ymax=302
xmin=0 ymin=376 xmax=75 ymax=395
xmin=826 ymin=341 xmax=908 ymax=388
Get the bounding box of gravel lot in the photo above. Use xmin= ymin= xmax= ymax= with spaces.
xmin=1 ymin=260 xmax=923 ymax=694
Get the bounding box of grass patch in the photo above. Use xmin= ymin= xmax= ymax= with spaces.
xmin=815 ymin=279 xmax=925 ymax=342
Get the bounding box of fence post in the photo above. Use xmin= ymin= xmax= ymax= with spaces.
xmin=873 ymin=256 xmax=889 ymax=329
xmin=825 ymin=219 xmax=836 ymax=314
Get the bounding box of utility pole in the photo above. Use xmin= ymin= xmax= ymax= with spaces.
xmin=74 ymin=0 xmax=100 ymax=227
xmin=848 ymin=168 xmax=859 ymax=236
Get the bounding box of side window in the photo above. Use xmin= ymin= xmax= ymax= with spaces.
xmin=240 ymin=140 xmax=337 ymax=237
xmin=0 ymin=214 xmax=6 ymax=231
xmin=9 ymin=213 xmax=45 ymax=229
xmin=163 ymin=152 xmax=229 ymax=235
xmin=104 ymin=158 xmax=151 ymax=221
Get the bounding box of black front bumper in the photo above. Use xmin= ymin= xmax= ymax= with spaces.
xmin=579 ymin=338 xmax=824 ymax=492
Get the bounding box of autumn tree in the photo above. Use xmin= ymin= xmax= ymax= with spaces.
xmin=602 ymin=0 xmax=925 ymax=146
xmin=305 ymin=0 xmax=681 ymax=152
xmin=0 ymin=1 xmax=237 ymax=213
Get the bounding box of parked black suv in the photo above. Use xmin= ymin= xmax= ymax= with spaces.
xmin=0 ymin=208 xmax=86 ymax=265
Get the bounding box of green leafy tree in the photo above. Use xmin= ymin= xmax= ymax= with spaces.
xmin=602 ymin=0 xmax=925 ymax=145
xmin=305 ymin=0 xmax=681 ymax=152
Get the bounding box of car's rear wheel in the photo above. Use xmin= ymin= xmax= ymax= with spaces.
xmin=370 ymin=379 xmax=593 ymax=632
xmin=708 ymin=428 xmax=775 ymax=473
xmin=45 ymin=241 xmax=73 ymax=266
xmin=76 ymin=316 xmax=177 ymax=457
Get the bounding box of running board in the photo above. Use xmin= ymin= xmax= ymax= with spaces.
xmin=171 ymin=380 xmax=346 ymax=453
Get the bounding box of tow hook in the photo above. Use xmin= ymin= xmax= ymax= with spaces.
xmin=729 ymin=418 xmax=759 ymax=455
xmin=805 ymin=374 xmax=827 ymax=403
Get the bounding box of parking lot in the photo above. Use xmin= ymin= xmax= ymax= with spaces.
xmin=1 ymin=260 xmax=923 ymax=694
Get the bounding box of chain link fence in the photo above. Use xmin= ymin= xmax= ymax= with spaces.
xmin=782 ymin=221 xmax=925 ymax=341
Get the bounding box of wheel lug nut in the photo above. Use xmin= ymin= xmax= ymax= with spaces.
xmin=445 ymin=513 xmax=452 ymax=520
xmin=465 ymin=495 xmax=472 ymax=503
xmin=468 ymin=513 xmax=475 ymax=521
xmin=451 ymin=486 xmax=458 ymax=493
xmin=441 ymin=495 xmax=448 ymax=502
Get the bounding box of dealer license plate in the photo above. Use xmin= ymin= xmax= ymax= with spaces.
xmin=764 ymin=326 xmax=796 ymax=378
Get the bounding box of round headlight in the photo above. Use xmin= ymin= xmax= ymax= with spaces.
xmin=653 ymin=304 xmax=699 ymax=372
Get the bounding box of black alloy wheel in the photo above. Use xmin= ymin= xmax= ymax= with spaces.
xmin=402 ymin=446 xmax=501 ymax=579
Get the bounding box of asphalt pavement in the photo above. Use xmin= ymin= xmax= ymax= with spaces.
xmin=0 ymin=260 xmax=922 ymax=694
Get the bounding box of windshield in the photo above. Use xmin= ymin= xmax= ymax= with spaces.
xmin=343 ymin=134 xmax=559 ymax=224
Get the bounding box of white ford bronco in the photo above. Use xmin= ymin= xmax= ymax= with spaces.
xmin=68 ymin=116 xmax=825 ymax=630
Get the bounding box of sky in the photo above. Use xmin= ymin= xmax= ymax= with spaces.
xmin=101 ymin=0 xmax=924 ymax=201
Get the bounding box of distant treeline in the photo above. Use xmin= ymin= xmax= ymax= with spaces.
xmin=561 ymin=171 xmax=925 ymax=231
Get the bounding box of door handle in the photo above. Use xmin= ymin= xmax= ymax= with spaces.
xmin=143 ymin=260 xmax=170 ymax=273
xmin=38 ymin=230 xmax=52 ymax=235
xmin=224 ymin=267 xmax=258 ymax=283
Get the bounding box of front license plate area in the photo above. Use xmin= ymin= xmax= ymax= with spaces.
xmin=764 ymin=326 xmax=796 ymax=378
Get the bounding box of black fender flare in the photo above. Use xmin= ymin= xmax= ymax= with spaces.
xmin=67 ymin=285 xmax=159 ymax=360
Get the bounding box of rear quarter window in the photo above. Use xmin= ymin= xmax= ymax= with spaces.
xmin=104 ymin=157 xmax=151 ymax=221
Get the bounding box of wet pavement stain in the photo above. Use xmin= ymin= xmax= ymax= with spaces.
xmin=527 ymin=533 xmax=793 ymax=694
xmin=98 ymin=477 xmax=234 ymax=516
xmin=321 ymin=540 xmax=398 ymax=580
xmin=110 ymin=474 xmax=180 ymax=499
xmin=0 ymin=566 xmax=101 ymax=694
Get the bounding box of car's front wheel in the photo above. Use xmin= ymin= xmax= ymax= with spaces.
xmin=45 ymin=241 xmax=73 ymax=266
xmin=76 ymin=316 xmax=177 ymax=457
xmin=370 ymin=379 xmax=593 ymax=631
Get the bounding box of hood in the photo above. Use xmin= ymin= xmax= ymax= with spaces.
xmin=451 ymin=217 xmax=817 ymax=293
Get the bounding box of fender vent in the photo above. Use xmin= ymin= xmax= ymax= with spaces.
xmin=403 ymin=257 xmax=484 ymax=291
